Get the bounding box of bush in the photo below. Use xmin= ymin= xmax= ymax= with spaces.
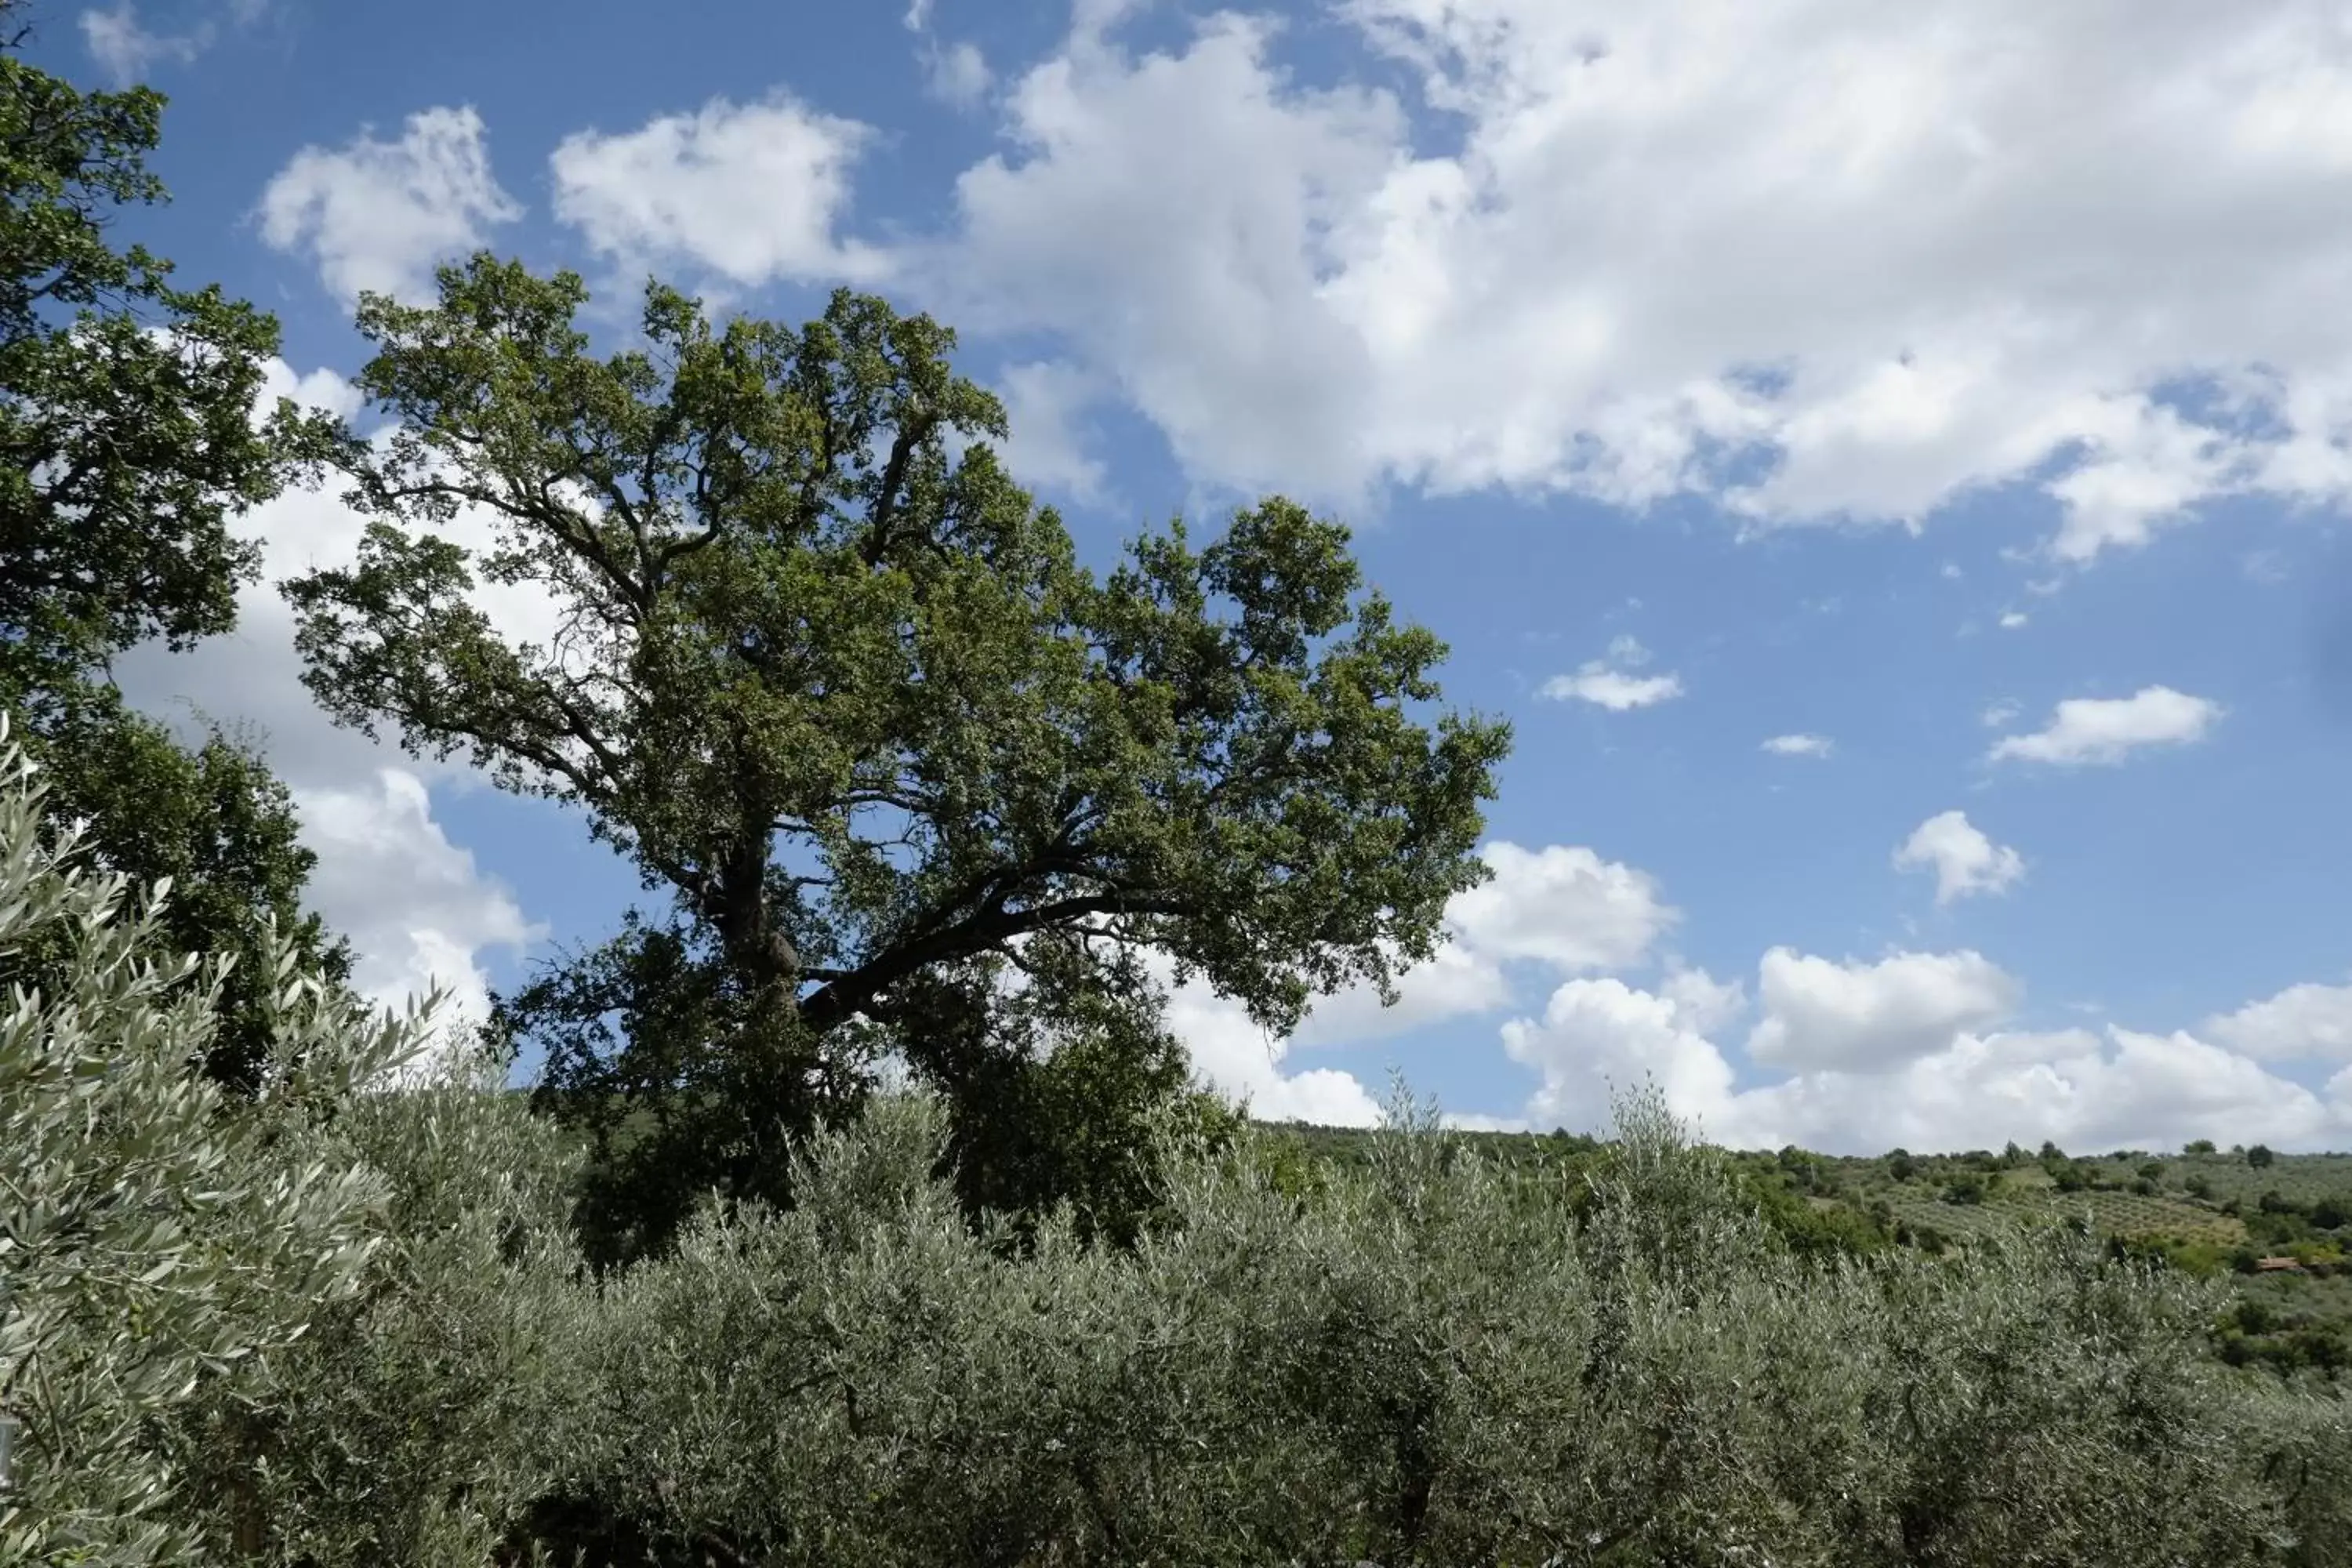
xmin=0 ymin=719 xmax=587 ymax=1563
xmin=7 ymin=707 xmax=2350 ymax=1566
xmin=0 ymin=723 xmax=392 ymax=1562
xmin=503 ymin=1087 xmax=2351 ymax=1566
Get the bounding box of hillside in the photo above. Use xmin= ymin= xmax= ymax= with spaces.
xmin=1261 ymin=1121 xmax=2352 ymax=1379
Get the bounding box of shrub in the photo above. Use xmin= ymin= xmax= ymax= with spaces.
xmin=500 ymin=1087 xmax=2350 ymax=1566
xmin=0 ymin=719 xmax=589 ymax=1563
xmin=0 ymin=722 xmax=392 ymax=1562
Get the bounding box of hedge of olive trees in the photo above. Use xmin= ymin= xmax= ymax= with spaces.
xmin=4 ymin=722 xmax=2349 ymax=1566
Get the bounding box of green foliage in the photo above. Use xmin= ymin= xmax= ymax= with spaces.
xmin=0 ymin=13 xmax=336 ymax=695
xmin=282 ymin=256 xmax=1510 ymax=1261
xmin=0 ymin=10 xmax=351 ymax=1104
xmin=498 ymin=1085 xmax=2349 ymax=1567
xmin=2253 ymin=1145 xmax=2279 ymax=1169
xmin=0 ymin=720 xmax=397 ymax=1562
xmin=1 ymin=684 xmax=352 ymax=1094
xmin=6 ymin=713 xmax=2349 ymax=1563
xmin=0 ymin=713 xmax=593 ymax=1563
xmin=1943 ymin=1171 xmax=1990 ymax=1206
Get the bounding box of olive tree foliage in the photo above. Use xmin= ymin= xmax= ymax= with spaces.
xmin=0 ymin=717 xmax=591 ymax=1566
xmin=0 ymin=5 xmax=350 ymax=1097
xmin=0 ymin=719 xmax=395 ymax=1563
xmin=281 ymin=256 xmax=1510 ymax=1260
xmin=510 ymin=1084 xmax=2352 ymax=1568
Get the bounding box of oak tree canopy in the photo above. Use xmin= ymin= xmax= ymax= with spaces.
xmin=284 ymin=257 xmax=1511 ymax=1258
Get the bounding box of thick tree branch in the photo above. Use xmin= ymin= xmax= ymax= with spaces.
xmin=800 ymin=888 xmax=1189 ymax=1036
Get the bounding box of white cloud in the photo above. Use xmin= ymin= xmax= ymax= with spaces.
xmin=1543 ymin=667 xmax=1684 ymax=710
xmin=1998 ymin=610 xmax=2028 ymax=630
xmin=911 ymin=2 xmax=2352 ymax=557
xmin=2205 ymin=978 xmax=2352 ymax=1062
xmin=904 ymin=0 xmax=992 ymax=108
xmin=1980 ymin=699 xmax=2022 ymax=728
xmin=1163 ymin=964 xmax=1385 ymax=1126
xmin=79 ymin=0 xmax=268 ymax=83
xmin=1444 ymin=841 xmax=1678 ymax=972
xmin=1169 ymin=837 xmax=1675 ymax=1112
xmin=1290 ymin=938 xmax=1512 ymax=1048
xmin=1603 ymin=633 xmax=1652 ymax=666
xmin=290 ymin=770 xmax=541 ymax=1032
xmin=992 ymin=360 xmax=1112 ymax=506
xmin=1893 ymin=809 xmax=2025 ymax=904
xmin=1987 ymin=685 xmax=2223 ymax=766
xmin=1746 ymin=947 xmax=2020 ymax=1073
xmin=257 ymin=107 xmax=520 ymax=305
xmin=1661 ymin=962 xmax=1748 ymax=1036
xmin=1734 ymin=1025 xmax=2337 ymax=1154
xmin=1503 ymin=975 xmax=1740 ymax=1137
xmin=921 ymin=40 xmax=993 ymax=109
xmin=550 ymin=95 xmax=887 ymax=289
xmin=80 ymin=4 xmax=199 ymax=81
xmin=1500 ymin=975 xmax=2341 ymax=1153
xmin=1761 ymin=732 xmax=1833 ymax=757
xmin=1541 ymin=637 xmax=1683 ymax=708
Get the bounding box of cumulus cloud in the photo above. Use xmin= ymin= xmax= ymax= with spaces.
xmin=1741 ymin=1025 xmax=2339 ymax=1154
xmin=1171 ymin=836 xmax=1675 ymax=1115
xmin=1162 ymin=964 xmax=1387 ymax=1126
xmin=907 ymin=1 xmax=2352 ymax=558
xmin=923 ymin=41 xmax=995 ymax=109
xmin=1893 ymin=809 xmax=2025 ymax=904
xmin=80 ymin=0 xmax=269 ymax=84
xmin=992 ymin=360 xmax=1112 ymax=506
xmin=291 ymin=770 xmax=541 ymax=1032
xmin=550 ymin=95 xmax=887 ymax=289
xmin=1502 ymin=973 xmax=2342 ymax=1154
xmin=1504 ymin=975 xmax=1740 ymax=1137
xmin=257 ymin=107 xmax=520 ymax=305
xmin=1541 ymin=636 xmax=1683 ymax=709
xmin=1762 ymin=732 xmax=1834 ymax=757
xmin=1986 ymin=685 xmax=2223 ymax=766
xmin=1289 ymin=938 xmax=1512 ymax=1049
xmin=2205 ymin=978 xmax=2352 ymax=1061
xmin=1444 ymin=841 xmax=1678 ymax=972
xmin=1746 ymin=947 xmax=2021 ymax=1073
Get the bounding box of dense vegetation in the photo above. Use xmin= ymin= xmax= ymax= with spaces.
xmin=4 ymin=13 xmax=2350 ymax=1565
xmin=4 ymin=753 xmax=2347 ymax=1563
xmin=1265 ymin=1124 xmax=2352 ymax=1380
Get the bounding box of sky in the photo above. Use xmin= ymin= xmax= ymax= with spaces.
xmin=44 ymin=0 xmax=2352 ymax=1152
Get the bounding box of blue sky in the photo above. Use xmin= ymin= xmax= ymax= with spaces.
xmin=56 ymin=0 xmax=2352 ymax=1150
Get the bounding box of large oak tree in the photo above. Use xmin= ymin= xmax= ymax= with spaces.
xmin=285 ymin=256 xmax=1510 ymax=1260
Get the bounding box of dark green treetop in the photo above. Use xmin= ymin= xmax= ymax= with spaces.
xmin=0 ymin=4 xmax=336 ymax=695
xmin=283 ymin=256 xmax=1510 ymax=1258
